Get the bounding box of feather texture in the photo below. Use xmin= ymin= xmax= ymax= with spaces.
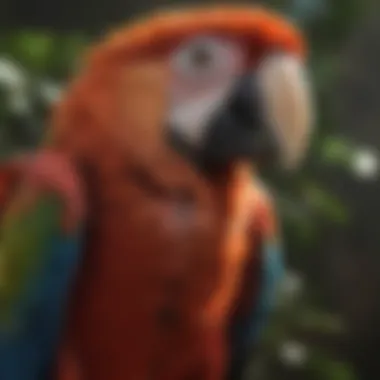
xmin=228 ymin=191 xmax=284 ymax=379
xmin=0 ymin=196 xmax=64 ymax=322
xmin=0 ymin=169 xmax=84 ymax=380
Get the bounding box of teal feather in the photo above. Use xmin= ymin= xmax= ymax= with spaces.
xmin=0 ymin=194 xmax=84 ymax=380
xmin=228 ymin=235 xmax=284 ymax=379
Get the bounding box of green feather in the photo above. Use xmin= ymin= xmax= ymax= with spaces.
xmin=0 ymin=194 xmax=64 ymax=325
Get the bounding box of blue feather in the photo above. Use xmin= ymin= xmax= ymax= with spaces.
xmin=0 ymin=229 xmax=83 ymax=380
xmin=229 ymin=237 xmax=284 ymax=379
xmin=247 ymin=238 xmax=284 ymax=343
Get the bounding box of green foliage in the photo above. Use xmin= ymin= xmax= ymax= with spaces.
xmin=308 ymin=354 xmax=356 ymax=380
xmin=2 ymin=32 xmax=88 ymax=77
xmin=8 ymin=32 xmax=55 ymax=72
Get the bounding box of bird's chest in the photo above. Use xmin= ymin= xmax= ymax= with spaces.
xmin=83 ymin=165 xmax=225 ymax=313
xmin=66 ymin=162 xmax=255 ymax=380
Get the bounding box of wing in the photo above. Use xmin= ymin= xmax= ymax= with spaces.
xmin=0 ymin=153 xmax=85 ymax=380
xmin=227 ymin=192 xmax=284 ymax=380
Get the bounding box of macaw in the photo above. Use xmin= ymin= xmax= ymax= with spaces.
xmin=0 ymin=6 xmax=313 ymax=380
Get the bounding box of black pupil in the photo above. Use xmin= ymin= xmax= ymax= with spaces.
xmin=190 ymin=45 xmax=212 ymax=68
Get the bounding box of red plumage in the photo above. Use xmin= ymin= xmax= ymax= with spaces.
xmin=0 ymin=7 xmax=303 ymax=380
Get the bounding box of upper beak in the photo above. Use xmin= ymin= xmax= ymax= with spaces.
xmin=256 ymin=54 xmax=314 ymax=169
xmin=200 ymin=54 xmax=313 ymax=171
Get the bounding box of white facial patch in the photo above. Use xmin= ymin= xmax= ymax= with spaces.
xmin=169 ymin=35 xmax=245 ymax=147
xmin=170 ymin=84 xmax=234 ymax=146
xmin=257 ymin=54 xmax=314 ymax=169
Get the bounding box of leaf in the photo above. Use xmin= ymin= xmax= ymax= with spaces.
xmin=302 ymin=181 xmax=350 ymax=224
xmin=308 ymin=354 xmax=356 ymax=380
xmin=296 ymin=309 xmax=346 ymax=334
xmin=320 ymin=136 xmax=354 ymax=165
xmin=8 ymin=32 xmax=55 ymax=72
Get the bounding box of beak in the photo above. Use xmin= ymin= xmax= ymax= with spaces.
xmin=257 ymin=54 xmax=314 ymax=169
xmin=199 ymin=54 xmax=313 ymax=171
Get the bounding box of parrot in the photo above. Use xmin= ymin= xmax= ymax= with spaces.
xmin=0 ymin=5 xmax=313 ymax=380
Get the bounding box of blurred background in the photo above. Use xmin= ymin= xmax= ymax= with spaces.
xmin=1 ymin=0 xmax=380 ymax=379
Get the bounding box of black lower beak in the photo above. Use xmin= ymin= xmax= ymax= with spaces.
xmin=199 ymin=74 xmax=279 ymax=171
xmin=168 ymin=74 xmax=279 ymax=173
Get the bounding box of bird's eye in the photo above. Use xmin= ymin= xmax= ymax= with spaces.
xmin=188 ymin=44 xmax=213 ymax=70
xmin=171 ymin=36 xmax=244 ymax=80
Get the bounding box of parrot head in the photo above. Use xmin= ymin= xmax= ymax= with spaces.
xmin=50 ymin=6 xmax=313 ymax=174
